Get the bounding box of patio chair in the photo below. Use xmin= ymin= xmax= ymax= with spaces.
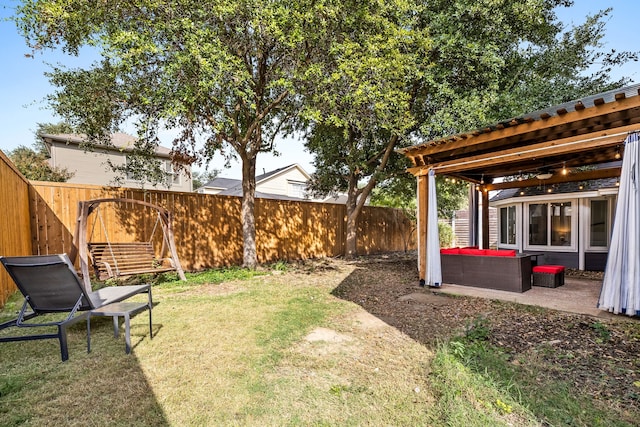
xmin=0 ymin=254 xmax=152 ymax=361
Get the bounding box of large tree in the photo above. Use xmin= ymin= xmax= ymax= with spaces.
xmin=8 ymin=122 xmax=75 ymax=182
xmin=14 ymin=0 xmax=326 ymax=268
xmin=303 ymin=1 xmax=635 ymax=257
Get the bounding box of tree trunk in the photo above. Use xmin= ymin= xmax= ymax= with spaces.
xmin=241 ymin=155 xmax=258 ymax=268
xmin=344 ymin=175 xmax=359 ymax=259
xmin=344 ymin=134 xmax=401 ymax=259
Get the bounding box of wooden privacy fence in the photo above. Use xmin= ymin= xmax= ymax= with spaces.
xmin=0 ymin=151 xmax=33 ymax=305
xmin=29 ymin=182 xmax=416 ymax=272
xmin=0 ymin=152 xmax=415 ymax=308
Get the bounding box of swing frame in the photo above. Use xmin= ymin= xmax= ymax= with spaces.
xmin=70 ymin=198 xmax=186 ymax=293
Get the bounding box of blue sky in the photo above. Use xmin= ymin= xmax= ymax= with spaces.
xmin=1 ymin=1 xmax=638 ymax=178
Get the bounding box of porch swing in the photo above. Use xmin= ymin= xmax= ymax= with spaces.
xmin=70 ymin=198 xmax=187 ymax=290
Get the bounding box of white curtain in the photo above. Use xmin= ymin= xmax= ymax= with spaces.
xmin=599 ymin=132 xmax=640 ymax=316
xmin=426 ymin=169 xmax=442 ymax=287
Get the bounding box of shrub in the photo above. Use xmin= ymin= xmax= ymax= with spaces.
xmin=439 ymin=221 xmax=455 ymax=247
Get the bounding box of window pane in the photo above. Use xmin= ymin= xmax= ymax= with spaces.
xmin=551 ymin=202 xmax=571 ymax=246
xmin=529 ymin=204 xmax=547 ymax=245
xmin=289 ymin=181 xmax=306 ymax=198
xmin=507 ymin=206 xmax=516 ymax=244
xmin=590 ymin=200 xmax=608 ymax=246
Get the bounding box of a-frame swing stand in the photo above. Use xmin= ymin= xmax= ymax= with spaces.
xmin=70 ymin=198 xmax=187 ymax=292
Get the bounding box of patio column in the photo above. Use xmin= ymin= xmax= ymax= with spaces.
xmin=481 ymin=188 xmax=490 ymax=249
xmin=417 ymin=172 xmax=428 ymax=285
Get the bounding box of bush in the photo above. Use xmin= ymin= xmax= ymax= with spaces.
xmin=439 ymin=221 xmax=455 ymax=247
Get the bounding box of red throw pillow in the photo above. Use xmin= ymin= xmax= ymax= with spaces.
xmin=491 ymin=249 xmax=517 ymax=257
xmin=459 ymin=248 xmax=486 ymax=256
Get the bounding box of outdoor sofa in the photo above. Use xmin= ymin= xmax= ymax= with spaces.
xmin=440 ymin=247 xmax=532 ymax=293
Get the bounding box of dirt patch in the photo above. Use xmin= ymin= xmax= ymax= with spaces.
xmin=286 ymin=253 xmax=640 ymax=413
xmin=304 ymin=327 xmax=353 ymax=343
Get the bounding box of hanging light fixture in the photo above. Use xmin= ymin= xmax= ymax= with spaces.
xmin=615 ymin=146 xmax=621 ymax=160
xmin=536 ymin=171 xmax=553 ymax=180
xmin=561 ymin=162 xmax=568 ymax=176
xmin=480 ymin=174 xmax=484 ymax=185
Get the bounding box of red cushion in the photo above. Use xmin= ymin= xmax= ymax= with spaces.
xmin=459 ymin=248 xmax=486 ymax=256
xmin=461 ymin=246 xmax=479 ymax=250
xmin=533 ymin=265 xmax=565 ymax=274
xmin=489 ymin=249 xmax=517 ymax=257
xmin=440 ymin=247 xmax=460 ymax=255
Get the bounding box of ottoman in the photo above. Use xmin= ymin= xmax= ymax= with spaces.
xmin=532 ymin=265 xmax=565 ymax=288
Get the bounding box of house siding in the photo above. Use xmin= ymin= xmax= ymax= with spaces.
xmin=492 ymin=189 xmax=618 ymax=271
xmin=585 ymin=252 xmax=608 ymax=271
xmin=257 ymin=168 xmax=309 ymax=198
xmin=49 ymin=141 xmax=192 ymax=192
xmin=536 ymin=251 xmax=579 ymax=269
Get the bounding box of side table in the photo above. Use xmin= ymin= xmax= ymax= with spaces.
xmin=89 ymin=301 xmax=152 ymax=354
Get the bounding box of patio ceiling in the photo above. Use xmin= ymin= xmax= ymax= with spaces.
xmin=400 ymin=84 xmax=640 ymax=190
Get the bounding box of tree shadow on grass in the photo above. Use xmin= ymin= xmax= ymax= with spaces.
xmin=0 ymin=316 xmax=170 ymax=426
xmin=330 ymin=254 xmax=511 ymax=349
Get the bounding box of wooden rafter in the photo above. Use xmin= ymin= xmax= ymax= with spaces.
xmin=482 ymin=167 xmax=621 ymax=191
xmin=413 ymin=124 xmax=635 ymax=176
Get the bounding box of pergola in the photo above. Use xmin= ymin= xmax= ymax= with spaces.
xmin=399 ymin=84 xmax=640 ymax=284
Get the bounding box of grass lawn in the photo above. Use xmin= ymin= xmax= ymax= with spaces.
xmin=0 ymin=258 xmax=635 ymax=426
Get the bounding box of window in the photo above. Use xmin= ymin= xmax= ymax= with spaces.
xmin=528 ymin=203 xmax=548 ymax=245
xmin=163 ymin=160 xmax=181 ymax=186
xmin=590 ymin=199 xmax=609 ymax=248
xmin=288 ymin=181 xmax=307 ymax=198
xmin=125 ymin=156 xmax=141 ymax=181
xmin=527 ymin=201 xmax=573 ymax=248
xmin=550 ymin=202 xmax=571 ymax=246
xmin=499 ymin=206 xmax=516 ymax=245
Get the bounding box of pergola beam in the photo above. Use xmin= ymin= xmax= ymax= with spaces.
xmin=483 ymin=167 xmax=622 ymax=191
xmin=425 ymin=125 xmax=636 ymax=175
xmin=401 ymin=92 xmax=640 ymax=159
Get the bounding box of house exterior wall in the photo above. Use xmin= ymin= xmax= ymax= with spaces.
xmin=48 ymin=141 xmax=192 ymax=192
xmin=538 ymin=252 xmax=580 ymax=269
xmin=491 ymin=189 xmax=618 ymax=271
xmin=585 ymin=252 xmax=609 ymax=271
xmin=257 ymin=167 xmax=310 ymax=198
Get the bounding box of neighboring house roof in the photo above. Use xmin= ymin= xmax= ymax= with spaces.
xmin=321 ymin=194 xmax=349 ymax=204
xmin=203 ymin=164 xmax=310 ymax=187
xmin=490 ymin=178 xmax=619 ymax=202
xmin=202 ymin=177 xmax=242 ymax=193
xmin=256 ymin=164 xmax=310 ymax=181
xmin=41 ymin=132 xmax=173 ymax=159
xmin=199 ymin=164 xmax=314 ymax=199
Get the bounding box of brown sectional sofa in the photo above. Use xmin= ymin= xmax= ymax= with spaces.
xmin=440 ymin=248 xmax=532 ymax=293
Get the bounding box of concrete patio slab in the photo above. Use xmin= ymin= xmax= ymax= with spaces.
xmin=434 ymin=277 xmax=638 ymax=321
